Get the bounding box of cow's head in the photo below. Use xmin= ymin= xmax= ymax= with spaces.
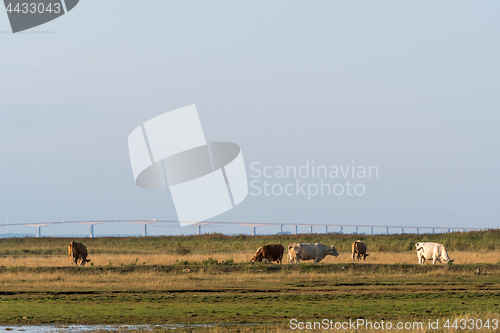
xmin=330 ymin=245 xmax=339 ymax=257
xmin=415 ymin=243 xmax=423 ymax=252
xmin=251 ymin=252 xmax=263 ymax=262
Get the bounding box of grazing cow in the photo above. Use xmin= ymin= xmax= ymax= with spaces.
xmin=415 ymin=242 xmax=454 ymax=265
xmin=251 ymin=244 xmax=284 ymax=264
xmin=352 ymin=240 xmax=369 ymax=261
xmin=68 ymin=241 xmax=91 ymax=266
xmin=288 ymin=243 xmax=339 ymax=263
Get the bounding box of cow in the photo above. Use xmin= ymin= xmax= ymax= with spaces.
xmin=415 ymin=242 xmax=454 ymax=265
xmin=68 ymin=241 xmax=91 ymax=266
xmin=251 ymin=244 xmax=284 ymax=264
xmin=288 ymin=243 xmax=339 ymax=263
xmin=352 ymin=240 xmax=369 ymax=261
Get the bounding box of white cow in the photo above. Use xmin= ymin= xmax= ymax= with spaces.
xmin=415 ymin=242 xmax=454 ymax=265
xmin=288 ymin=243 xmax=339 ymax=263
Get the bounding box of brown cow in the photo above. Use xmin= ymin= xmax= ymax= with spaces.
xmin=68 ymin=241 xmax=91 ymax=266
xmin=251 ymin=244 xmax=284 ymax=264
xmin=352 ymin=240 xmax=368 ymax=261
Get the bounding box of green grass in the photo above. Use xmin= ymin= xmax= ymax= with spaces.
xmin=0 ymin=231 xmax=499 ymax=327
xmin=2 ymin=291 xmax=498 ymax=325
xmin=0 ymin=264 xmax=499 ymax=325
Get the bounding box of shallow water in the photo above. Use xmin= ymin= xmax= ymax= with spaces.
xmin=0 ymin=323 xmax=268 ymax=332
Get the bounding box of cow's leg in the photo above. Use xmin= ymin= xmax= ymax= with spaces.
xmin=421 ymin=257 xmax=425 ymax=265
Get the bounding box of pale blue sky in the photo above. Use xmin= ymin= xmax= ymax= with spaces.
xmin=1 ymin=1 xmax=499 ymax=236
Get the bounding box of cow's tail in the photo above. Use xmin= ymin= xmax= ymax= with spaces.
xmin=68 ymin=243 xmax=74 ymax=265
xmin=287 ymin=243 xmax=293 ymax=264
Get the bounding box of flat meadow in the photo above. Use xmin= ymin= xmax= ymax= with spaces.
xmin=0 ymin=230 xmax=499 ymax=332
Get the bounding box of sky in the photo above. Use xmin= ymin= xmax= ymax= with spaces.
xmin=0 ymin=1 xmax=499 ymax=236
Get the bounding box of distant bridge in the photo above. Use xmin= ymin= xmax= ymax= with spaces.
xmin=0 ymin=220 xmax=484 ymax=237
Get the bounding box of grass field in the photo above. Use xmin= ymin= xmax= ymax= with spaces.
xmin=0 ymin=230 xmax=499 ymax=332
xmin=1 ymin=229 xmax=499 ymax=255
xmin=1 ymin=250 xmax=500 ymax=267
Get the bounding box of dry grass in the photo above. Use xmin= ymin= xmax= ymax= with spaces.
xmin=1 ymin=265 xmax=495 ymax=294
xmin=0 ymin=268 xmax=342 ymax=293
xmin=0 ymin=252 xmax=251 ymax=267
xmin=1 ymin=262 xmax=498 ymax=326
xmin=1 ymin=250 xmax=498 ymax=267
xmin=0 ymin=268 xmax=209 ymax=292
xmin=320 ymin=250 xmax=500 ymax=265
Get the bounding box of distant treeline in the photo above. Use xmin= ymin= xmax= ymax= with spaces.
xmin=0 ymin=229 xmax=498 ymax=256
